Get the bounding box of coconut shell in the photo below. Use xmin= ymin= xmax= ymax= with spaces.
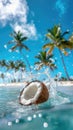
xmin=19 ymin=80 xmax=49 ymax=106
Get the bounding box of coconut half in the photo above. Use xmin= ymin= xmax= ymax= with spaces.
xmin=19 ymin=80 xmax=49 ymax=106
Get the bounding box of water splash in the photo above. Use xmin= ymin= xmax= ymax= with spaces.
xmin=43 ymin=68 xmax=70 ymax=105
xmin=22 ymin=67 xmax=70 ymax=106
xmin=0 ymin=67 xmax=70 ymax=120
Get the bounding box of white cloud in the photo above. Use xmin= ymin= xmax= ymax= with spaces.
xmin=11 ymin=22 xmax=37 ymax=38
xmin=0 ymin=0 xmax=28 ymax=23
xmin=0 ymin=0 xmax=37 ymax=38
xmin=55 ymin=0 xmax=66 ymax=17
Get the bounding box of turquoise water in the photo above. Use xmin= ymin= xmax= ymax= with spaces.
xmin=0 ymin=85 xmax=73 ymax=130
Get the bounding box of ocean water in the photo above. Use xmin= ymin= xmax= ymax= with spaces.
xmin=0 ymin=83 xmax=73 ymax=130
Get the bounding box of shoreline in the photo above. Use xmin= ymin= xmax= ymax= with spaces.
xmin=57 ymin=81 xmax=73 ymax=87
xmin=0 ymin=82 xmax=28 ymax=87
xmin=0 ymin=81 xmax=73 ymax=87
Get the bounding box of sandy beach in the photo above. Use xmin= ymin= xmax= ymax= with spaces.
xmin=0 ymin=81 xmax=73 ymax=87
xmin=0 ymin=82 xmax=28 ymax=87
xmin=57 ymin=81 xmax=73 ymax=87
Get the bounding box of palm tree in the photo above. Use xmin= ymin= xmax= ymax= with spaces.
xmin=7 ymin=61 xmax=15 ymax=70
xmin=43 ymin=25 xmax=71 ymax=80
xmin=0 ymin=60 xmax=7 ymax=67
xmin=8 ymin=60 xmax=26 ymax=82
xmin=0 ymin=60 xmax=26 ymax=72
xmin=7 ymin=31 xmax=31 ymax=71
xmin=7 ymin=60 xmax=26 ymax=72
xmin=15 ymin=60 xmax=26 ymax=81
xmin=14 ymin=60 xmax=26 ymax=72
xmin=0 ymin=73 xmax=5 ymax=83
xmin=68 ymin=35 xmax=73 ymax=48
xmin=0 ymin=60 xmax=8 ymax=71
xmin=35 ymin=51 xmax=57 ymax=71
xmin=68 ymin=35 xmax=73 ymax=53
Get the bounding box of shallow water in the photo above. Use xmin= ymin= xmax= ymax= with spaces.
xmin=0 ymin=84 xmax=73 ymax=130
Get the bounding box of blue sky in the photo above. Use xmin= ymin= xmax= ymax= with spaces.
xmin=0 ymin=0 xmax=73 ymax=78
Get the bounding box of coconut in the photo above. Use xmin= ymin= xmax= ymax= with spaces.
xmin=19 ymin=80 xmax=49 ymax=106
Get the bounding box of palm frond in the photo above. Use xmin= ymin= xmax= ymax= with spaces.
xmin=22 ymin=44 xmax=29 ymax=51
xmin=59 ymin=46 xmax=68 ymax=56
xmin=43 ymin=43 xmax=54 ymax=49
xmin=46 ymin=33 xmax=56 ymax=41
xmin=11 ymin=45 xmax=18 ymax=51
xmin=69 ymin=35 xmax=73 ymax=42
xmin=61 ymin=30 xmax=69 ymax=37
xmin=48 ymin=25 xmax=61 ymax=38
xmin=35 ymin=61 xmax=41 ymax=65
xmin=47 ymin=46 xmax=54 ymax=54
xmin=35 ymin=63 xmax=44 ymax=70
xmin=47 ymin=54 xmax=53 ymax=59
xmin=21 ymin=37 xmax=28 ymax=42
xmin=35 ymin=55 xmax=42 ymax=60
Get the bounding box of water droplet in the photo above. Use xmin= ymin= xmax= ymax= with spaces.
xmin=15 ymin=50 xmax=19 ymax=53
xmin=4 ymin=44 xmax=7 ymax=49
xmin=38 ymin=113 xmax=42 ymax=118
xmin=43 ymin=122 xmax=48 ymax=128
xmin=33 ymin=114 xmax=37 ymax=118
xmin=27 ymin=116 xmax=32 ymax=121
xmin=8 ymin=49 xmax=12 ymax=52
xmin=8 ymin=121 xmax=12 ymax=126
xmin=15 ymin=119 xmax=19 ymax=123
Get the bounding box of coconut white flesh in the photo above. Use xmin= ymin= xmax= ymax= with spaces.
xmin=20 ymin=82 xmax=42 ymax=105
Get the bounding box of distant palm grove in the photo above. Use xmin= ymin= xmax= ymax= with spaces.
xmin=0 ymin=25 xmax=73 ymax=82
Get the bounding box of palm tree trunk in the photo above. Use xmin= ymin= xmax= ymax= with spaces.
xmin=59 ymin=50 xmax=70 ymax=80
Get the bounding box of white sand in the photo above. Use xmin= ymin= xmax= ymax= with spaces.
xmin=0 ymin=82 xmax=28 ymax=87
xmin=57 ymin=81 xmax=73 ymax=87
xmin=0 ymin=81 xmax=73 ymax=87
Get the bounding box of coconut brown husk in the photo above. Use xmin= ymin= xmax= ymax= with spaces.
xmin=19 ymin=80 xmax=49 ymax=106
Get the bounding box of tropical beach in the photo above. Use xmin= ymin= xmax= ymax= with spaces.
xmin=0 ymin=0 xmax=73 ymax=130
xmin=0 ymin=81 xmax=73 ymax=87
xmin=0 ymin=82 xmax=27 ymax=87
